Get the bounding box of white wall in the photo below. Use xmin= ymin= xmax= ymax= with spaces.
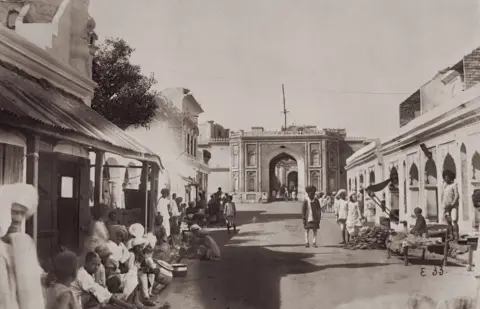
xmin=208 ymin=144 xmax=230 ymax=168
xmin=208 ymin=170 xmax=229 ymax=195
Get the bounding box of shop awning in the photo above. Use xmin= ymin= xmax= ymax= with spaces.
xmin=0 ymin=62 xmax=162 ymax=168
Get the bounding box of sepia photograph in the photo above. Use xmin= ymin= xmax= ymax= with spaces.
xmin=0 ymin=0 xmax=479 ymax=308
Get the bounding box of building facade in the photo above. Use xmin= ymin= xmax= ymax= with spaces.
xmin=127 ymin=88 xmax=210 ymax=203
xmin=346 ymin=46 xmax=480 ymax=233
xmin=0 ymin=0 xmax=161 ymax=263
xmin=199 ymin=124 xmax=368 ymax=202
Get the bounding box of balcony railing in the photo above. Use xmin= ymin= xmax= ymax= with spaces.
xmin=197 ymin=133 xmax=370 ymax=143
xmin=198 ymin=138 xmax=230 ymax=145
xmin=230 ymin=128 xmax=348 ymax=137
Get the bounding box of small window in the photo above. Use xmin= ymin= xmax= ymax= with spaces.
xmin=6 ymin=11 xmax=18 ymax=30
xmin=61 ymin=176 xmax=73 ymax=198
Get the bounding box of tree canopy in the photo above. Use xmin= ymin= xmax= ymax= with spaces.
xmin=91 ymin=37 xmax=158 ymax=130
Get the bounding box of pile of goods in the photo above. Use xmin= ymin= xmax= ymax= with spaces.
xmin=344 ymin=225 xmax=391 ymax=250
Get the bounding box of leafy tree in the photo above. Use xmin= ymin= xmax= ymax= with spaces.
xmin=92 ymin=37 xmax=158 ymax=130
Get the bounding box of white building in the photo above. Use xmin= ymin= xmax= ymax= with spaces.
xmin=346 ymin=46 xmax=480 ymax=232
xmin=125 ymin=87 xmax=209 ymax=203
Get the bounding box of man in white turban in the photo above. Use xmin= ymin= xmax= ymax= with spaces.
xmin=0 ymin=183 xmax=45 ymax=309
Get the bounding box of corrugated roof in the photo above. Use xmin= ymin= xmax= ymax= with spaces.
xmin=0 ymin=62 xmax=162 ymax=167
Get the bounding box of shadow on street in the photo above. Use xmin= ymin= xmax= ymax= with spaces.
xmin=183 ymin=209 xmax=389 ymax=309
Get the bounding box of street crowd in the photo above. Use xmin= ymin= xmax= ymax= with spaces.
xmin=0 ymin=183 xmax=235 ymax=309
xmin=302 ymin=168 xmax=462 ymax=252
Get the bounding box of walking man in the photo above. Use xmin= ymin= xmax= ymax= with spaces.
xmin=302 ymin=185 xmax=321 ymax=248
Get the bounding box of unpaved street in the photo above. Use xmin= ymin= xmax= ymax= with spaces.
xmin=162 ymin=202 xmax=477 ymax=309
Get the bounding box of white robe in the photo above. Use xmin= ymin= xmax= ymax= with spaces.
xmin=156 ymin=198 xmax=171 ymax=237
xmin=0 ymin=233 xmax=45 ymax=309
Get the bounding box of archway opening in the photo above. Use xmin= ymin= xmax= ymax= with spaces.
xmin=269 ymin=152 xmax=298 ymax=200
xmin=369 ymin=170 xmax=375 ymax=186
xmin=389 ymin=167 xmax=400 ymax=219
xmin=443 ymin=153 xmax=457 ymax=180
xmin=425 ymin=158 xmax=439 ymax=222
xmin=472 ymin=151 xmax=480 ymax=180
xmin=287 ymin=171 xmax=298 ymax=190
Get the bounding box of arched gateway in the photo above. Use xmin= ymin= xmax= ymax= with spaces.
xmin=217 ymin=126 xmax=369 ymax=203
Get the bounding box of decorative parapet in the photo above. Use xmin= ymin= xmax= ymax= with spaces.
xmin=198 ymin=138 xmax=230 ymax=145
xmin=229 ymin=128 xmax=368 ymax=141
xmin=345 ymin=136 xmax=373 ymax=142
xmin=231 ymin=129 xmax=328 ymax=137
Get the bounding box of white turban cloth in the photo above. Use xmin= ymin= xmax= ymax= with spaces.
xmin=143 ymin=232 xmax=157 ymax=249
xmin=128 ymin=223 xmax=145 ymax=238
xmin=131 ymin=237 xmax=149 ymax=249
xmin=9 ymin=183 xmax=39 ymax=218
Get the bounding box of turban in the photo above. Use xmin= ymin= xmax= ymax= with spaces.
xmin=305 ymin=186 xmax=317 ymax=194
xmin=131 ymin=237 xmax=149 ymax=249
xmin=190 ymin=224 xmax=201 ymax=231
xmin=336 ymin=189 xmax=347 ymax=199
xmin=95 ymin=244 xmax=112 ymax=259
xmin=128 ymin=223 xmax=145 ymax=238
xmin=104 ymin=258 xmax=119 ymax=270
xmin=108 ymin=225 xmax=128 ymax=242
xmin=7 ymin=183 xmax=39 ymax=218
xmin=348 ymin=191 xmax=357 ymax=199
xmin=144 ymin=232 xmax=157 ymax=249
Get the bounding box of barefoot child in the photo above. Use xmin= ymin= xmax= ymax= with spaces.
xmin=224 ymin=195 xmax=237 ymax=234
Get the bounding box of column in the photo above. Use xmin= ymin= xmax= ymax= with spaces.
xmin=26 ymin=134 xmax=39 ymax=242
xmin=239 ymin=140 xmax=245 ymax=192
xmin=322 ymin=140 xmax=328 ymax=193
xmin=258 ymin=145 xmax=262 ymax=191
xmin=149 ymin=163 xmax=159 ymax=231
xmin=141 ymin=161 xmax=149 ymax=229
xmin=93 ymin=150 xmax=104 ymax=205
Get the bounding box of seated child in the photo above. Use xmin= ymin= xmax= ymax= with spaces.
xmin=45 ymin=250 xmax=81 ymax=309
xmin=410 ymin=207 xmax=428 ymax=237
xmin=105 ymin=211 xmax=119 ymax=227
xmin=131 ymin=238 xmax=156 ymax=306
xmin=153 ymin=216 xmax=170 ymax=261
xmin=154 ymin=215 xmax=167 ymax=244
xmin=186 ymin=202 xmax=196 ymax=218
xmin=401 ymin=207 xmax=430 ymax=252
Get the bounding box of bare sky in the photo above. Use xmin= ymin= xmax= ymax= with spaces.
xmin=89 ymin=0 xmax=480 ymax=139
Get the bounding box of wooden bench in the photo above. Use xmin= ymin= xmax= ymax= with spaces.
xmin=387 ymin=228 xmax=449 ymax=266
xmin=401 ymin=241 xmax=449 ymax=266
xmin=458 ymin=237 xmax=478 ymax=271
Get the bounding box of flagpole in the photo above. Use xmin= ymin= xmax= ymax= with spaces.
xmin=282 ymin=84 xmax=288 ymax=131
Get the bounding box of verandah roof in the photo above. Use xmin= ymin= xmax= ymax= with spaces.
xmin=0 ymin=61 xmax=163 ymax=168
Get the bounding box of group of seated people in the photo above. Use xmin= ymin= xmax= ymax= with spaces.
xmin=44 ymin=219 xmax=173 ymax=309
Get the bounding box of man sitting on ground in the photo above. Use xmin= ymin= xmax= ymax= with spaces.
xmin=70 ymin=252 xmax=136 ymax=309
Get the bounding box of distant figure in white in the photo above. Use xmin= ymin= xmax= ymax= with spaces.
xmin=156 ymin=188 xmax=171 ymax=238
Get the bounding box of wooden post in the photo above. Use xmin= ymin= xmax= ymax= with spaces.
xmin=26 ymin=134 xmax=39 ymax=243
xmin=93 ymin=150 xmax=104 ymax=205
xmin=149 ymin=164 xmax=159 ymax=231
xmin=141 ymin=161 xmax=149 ymax=229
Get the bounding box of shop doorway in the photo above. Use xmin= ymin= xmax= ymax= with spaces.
xmin=57 ymin=155 xmax=81 ymax=251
